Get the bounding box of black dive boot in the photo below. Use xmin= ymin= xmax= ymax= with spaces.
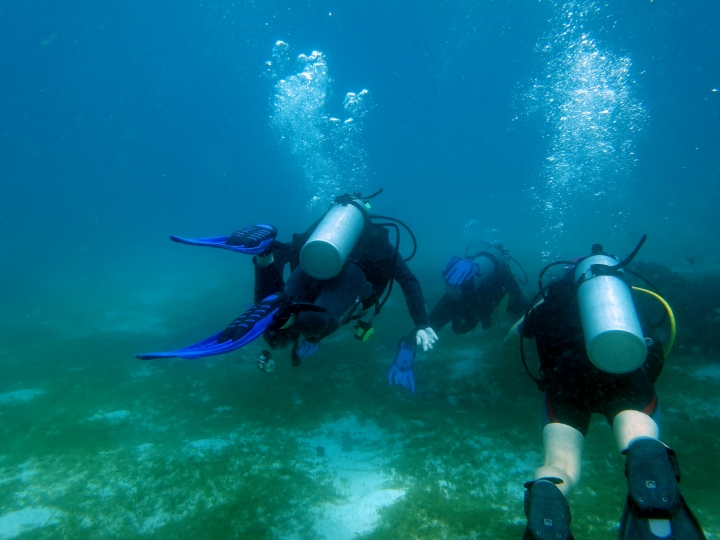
xmin=523 ymin=478 xmax=574 ymax=540
xmin=620 ymin=438 xmax=706 ymax=539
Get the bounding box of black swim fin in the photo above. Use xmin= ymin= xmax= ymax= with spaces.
xmin=619 ymin=438 xmax=706 ymax=540
xmin=522 ymin=478 xmax=574 ymax=540
xmin=619 ymin=494 xmax=706 ymax=540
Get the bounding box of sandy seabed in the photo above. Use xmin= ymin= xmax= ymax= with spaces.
xmin=1 ymin=285 xmax=717 ymax=540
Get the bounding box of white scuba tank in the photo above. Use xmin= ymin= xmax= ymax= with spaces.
xmin=574 ymin=254 xmax=647 ymax=373
xmin=300 ymin=202 xmax=366 ymax=280
xmin=446 ymin=247 xmax=504 ymax=301
xmin=472 ymin=247 xmax=504 ymax=289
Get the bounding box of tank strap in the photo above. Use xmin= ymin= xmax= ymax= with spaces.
xmin=332 ymin=193 xmax=371 ymax=222
xmin=575 ymin=263 xmax=632 ymax=290
xmin=575 ymin=235 xmax=648 ymax=289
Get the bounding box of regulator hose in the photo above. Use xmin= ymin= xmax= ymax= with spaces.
xmin=632 ymin=286 xmax=676 ymax=357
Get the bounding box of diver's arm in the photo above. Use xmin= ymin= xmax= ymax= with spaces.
xmin=504 ymin=298 xmax=543 ymax=349
xmin=428 ymin=294 xmax=458 ymax=331
xmin=392 ymin=254 xmax=430 ymax=328
xmin=503 ymin=317 xmax=525 ymax=349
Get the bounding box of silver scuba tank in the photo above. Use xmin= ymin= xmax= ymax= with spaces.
xmin=446 ymin=247 xmax=504 ymax=300
xmin=300 ymin=202 xmax=367 ymax=280
xmin=473 ymin=247 xmax=504 ymax=289
xmin=574 ymin=254 xmax=647 ymax=373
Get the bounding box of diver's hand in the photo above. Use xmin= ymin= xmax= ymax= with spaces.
xmin=226 ymin=224 xmax=277 ymax=253
xmin=415 ymin=327 xmax=438 ymax=351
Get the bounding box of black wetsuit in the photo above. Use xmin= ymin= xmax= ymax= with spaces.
xmin=255 ymin=219 xmax=429 ymax=347
xmin=519 ymin=274 xmax=664 ymax=436
xmin=429 ymin=257 xmax=528 ymax=333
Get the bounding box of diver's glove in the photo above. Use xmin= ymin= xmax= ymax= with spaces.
xmin=442 ymin=256 xmax=480 ymax=285
xmin=226 ymin=224 xmax=278 ymax=254
xmin=388 ymin=337 xmax=417 ymax=394
xmin=415 ymin=327 xmax=438 ymax=351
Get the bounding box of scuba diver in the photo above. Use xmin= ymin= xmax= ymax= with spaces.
xmin=428 ymin=242 xmax=529 ymax=334
xmin=504 ymin=237 xmax=706 ymax=540
xmin=136 ymin=190 xmax=438 ymax=392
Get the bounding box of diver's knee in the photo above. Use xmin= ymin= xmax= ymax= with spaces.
xmin=263 ymin=329 xmax=297 ymax=350
xmin=450 ymin=318 xmax=474 ymax=334
xmin=295 ymin=311 xmax=334 ymax=341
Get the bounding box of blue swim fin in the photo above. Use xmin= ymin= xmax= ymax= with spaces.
xmin=170 ymin=224 xmax=277 ymax=255
xmin=388 ymin=337 xmax=417 ymax=394
xmin=135 ymin=331 xmax=249 ymax=360
xmin=136 ymin=294 xmax=284 ymax=360
xmin=442 ymin=256 xmax=480 ymax=286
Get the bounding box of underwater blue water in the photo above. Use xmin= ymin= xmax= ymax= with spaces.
xmin=1 ymin=0 xmax=719 ymax=538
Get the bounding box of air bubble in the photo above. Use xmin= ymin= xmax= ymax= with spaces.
xmin=266 ymin=43 xmax=374 ymax=209
xmin=520 ymin=2 xmax=647 ymax=255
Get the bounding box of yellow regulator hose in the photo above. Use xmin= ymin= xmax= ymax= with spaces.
xmin=632 ymin=286 xmax=676 ymax=357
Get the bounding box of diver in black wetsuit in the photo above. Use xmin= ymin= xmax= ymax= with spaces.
xmin=429 ymin=242 xmax=528 ymax=334
xmin=136 ymin=191 xmax=438 ymax=377
xmin=217 ymin=191 xmax=438 ymax=367
xmin=239 ymin=214 xmax=436 ymax=361
xmin=504 ymin=241 xmax=706 ymax=540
